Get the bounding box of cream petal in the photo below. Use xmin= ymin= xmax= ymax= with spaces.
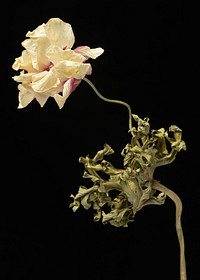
xmin=53 ymin=95 xmax=64 ymax=109
xmin=75 ymin=46 xmax=104 ymax=59
xmin=26 ymin=23 xmax=46 ymax=38
xmin=34 ymin=92 xmax=49 ymax=107
xmin=12 ymin=50 xmax=35 ymax=72
xmin=55 ymin=60 xmax=91 ymax=79
xmin=18 ymin=84 xmax=49 ymax=108
xmin=22 ymin=37 xmax=50 ymax=70
xmin=46 ymin=46 xmax=85 ymax=65
xmin=12 ymin=72 xmax=33 ymax=84
xmin=54 ymin=79 xmax=72 ymax=109
xmin=17 ymin=84 xmax=35 ymax=108
xmin=32 ymin=70 xmax=60 ymax=93
xmin=54 ymin=78 xmax=81 ymax=109
xmin=44 ymin=18 xmax=75 ymax=49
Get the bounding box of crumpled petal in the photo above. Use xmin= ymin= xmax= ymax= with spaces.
xmin=54 ymin=60 xmax=92 ymax=79
xmin=12 ymin=50 xmax=35 ymax=72
xmin=22 ymin=37 xmax=50 ymax=70
xmin=17 ymin=84 xmax=35 ymax=108
xmin=13 ymin=71 xmax=33 ymax=84
xmin=31 ymin=70 xmax=60 ymax=93
xmin=26 ymin=18 xmax=75 ymax=49
xmin=54 ymin=78 xmax=81 ymax=109
xmin=75 ymin=46 xmax=104 ymax=59
xmin=46 ymin=46 xmax=86 ymax=65
xmin=17 ymin=84 xmax=49 ymax=108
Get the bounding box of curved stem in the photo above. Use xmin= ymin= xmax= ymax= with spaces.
xmin=153 ymin=180 xmax=187 ymax=280
xmin=83 ymin=77 xmax=133 ymax=134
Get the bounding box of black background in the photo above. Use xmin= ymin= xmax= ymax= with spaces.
xmin=1 ymin=1 xmax=199 ymax=279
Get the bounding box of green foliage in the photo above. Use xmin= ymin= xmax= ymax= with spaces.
xmin=70 ymin=114 xmax=186 ymax=227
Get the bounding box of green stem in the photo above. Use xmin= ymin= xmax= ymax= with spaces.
xmin=153 ymin=180 xmax=187 ymax=280
xmin=83 ymin=77 xmax=133 ymax=133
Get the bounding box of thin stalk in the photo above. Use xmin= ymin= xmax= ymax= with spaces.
xmin=153 ymin=180 xmax=187 ymax=280
xmin=83 ymin=77 xmax=133 ymax=134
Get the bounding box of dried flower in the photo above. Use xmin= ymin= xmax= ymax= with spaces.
xmin=70 ymin=114 xmax=186 ymax=227
xmin=12 ymin=17 xmax=187 ymax=280
xmin=12 ymin=18 xmax=104 ymax=109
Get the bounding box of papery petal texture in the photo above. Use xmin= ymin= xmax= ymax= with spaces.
xmin=12 ymin=17 xmax=104 ymax=109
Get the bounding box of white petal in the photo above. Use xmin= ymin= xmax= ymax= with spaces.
xmin=44 ymin=18 xmax=75 ymax=49
xmin=32 ymin=70 xmax=60 ymax=93
xmin=53 ymin=79 xmax=72 ymax=109
xmin=26 ymin=23 xmax=46 ymax=38
xmin=18 ymin=84 xmax=50 ymax=108
xmin=46 ymin=46 xmax=85 ymax=65
xmin=55 ymin=60 xmax=91 ymax=79
xmin=12 ymin=50 xmax=35 ymax=72
xmin=12 ymin=72 xmax=33 ymax=84
xmin=17 ymin=84 xmax=35 ymax=108
xmin=35 ymin=93 xmax=49 ymax=107
xmin=75 ymin=46 xmax=104 ymax=59
xmin=22 ymin=37 xmax=50 ymax=70
xmin=54 ymin=78 xmax=81 ymax=109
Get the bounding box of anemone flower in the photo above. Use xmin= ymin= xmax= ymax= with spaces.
xmin=12 ymin=17 xmax=104 ymax=109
